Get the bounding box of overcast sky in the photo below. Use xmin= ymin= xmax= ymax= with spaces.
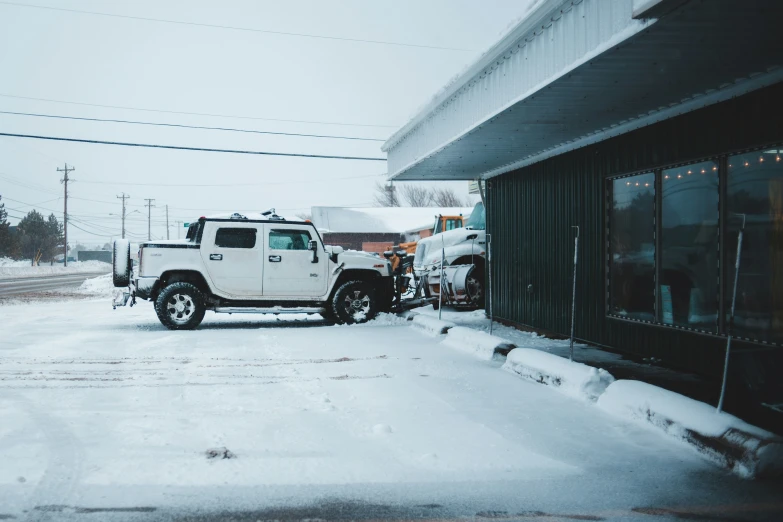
xmin=0 ymin=0 xmax=532 ymax=244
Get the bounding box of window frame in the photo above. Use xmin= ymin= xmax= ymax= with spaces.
xmin=268 ymin=228 xmax=313 ymax=251
xmin=605 ymin=143 xmax=783 ymax=346
xmin=214 ymin=227 xmax=258 ymax=249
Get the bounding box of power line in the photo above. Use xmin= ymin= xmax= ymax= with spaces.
xmin=0 ymin=93 xmax=398 ymax=128
xmin=0 ymin=110 xmax=387 ymax=142
xmin=75 ymin=173 xmax=382 ymax=188
xmin=0 ymin=1 xmax=473 ymax=52
xmin=0 ymin=132 xmax=388 ymax=161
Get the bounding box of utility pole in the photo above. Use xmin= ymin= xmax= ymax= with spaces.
xmin=117 ymin=193 xmax=129 ymax=239
xmin=57 ymin=163 xmax=75 ymax=266
xmin=175 ymin=221 xmax=183 ymax=239
xmin=144 ymin=198 xmax=155 ymax=240
xmin=166 ymin=204 xmax=170 ymax=240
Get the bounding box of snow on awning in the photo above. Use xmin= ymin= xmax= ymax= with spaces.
xmin=383 ymin=0 xmax=783 ymax=181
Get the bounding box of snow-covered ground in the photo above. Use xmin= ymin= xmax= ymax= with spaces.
xmin=1 ymin=283 xmax=781 ymax=520
xmin=0 ymin=258 xmax=111 ymax=279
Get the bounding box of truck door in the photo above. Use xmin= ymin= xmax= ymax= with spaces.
xmin=200 ymin=222 xmax=264 ymax=297
xmin=262 ymin=224 xmax=328 ymax=297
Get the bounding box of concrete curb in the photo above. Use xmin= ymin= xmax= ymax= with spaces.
xmin=502 ymin=348 xmax=615 ymax=402
xmin=597 ymin=380 xmax=783 ymax=479
xmin=410 ymin=315 xmax=455 ymax=336
xmin=442 ymin=326 xmax=516 ymax=361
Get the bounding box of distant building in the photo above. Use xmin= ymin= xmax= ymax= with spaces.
xmin=311 ymin=206 xmax=472 ymax=252
xmin=77 ymin=250 xmax=112 ymax=263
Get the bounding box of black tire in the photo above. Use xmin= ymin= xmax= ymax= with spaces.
xmin=331 ymin=280 xmax=379 ymax=324
xmin=155 ymin=282 xmax=206 ymax=330
xmin=466 ymin=271 xmax=485 ymax=309
xmin=112 ymin=239 xmax=131 ymax=287
xmin=432 ymin=299 xmax=440 ymax=311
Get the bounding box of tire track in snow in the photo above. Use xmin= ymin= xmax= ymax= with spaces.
xmin=6 ymin=392 xmax=85 ymax=522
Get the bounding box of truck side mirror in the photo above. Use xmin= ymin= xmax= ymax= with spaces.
xmin=308 ymin=240 xmax=319 ymax=263
xmin=466 ymin=233 xmax=478 ymax=240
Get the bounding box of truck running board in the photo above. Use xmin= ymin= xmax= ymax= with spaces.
xmin=214 ymin=306 xmax=326 ymax=315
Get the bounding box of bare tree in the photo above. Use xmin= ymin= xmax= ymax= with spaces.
xmin=372 ymin=181 xmax=399 ymax=207
xmin=431 ymin=187 xmax=467 ymax=207
xmin=400 ymin=184 xmax=433 ymax=207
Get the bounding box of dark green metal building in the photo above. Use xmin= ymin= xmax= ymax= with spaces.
xmin=384 ymin=0 xmax=783 ymax=423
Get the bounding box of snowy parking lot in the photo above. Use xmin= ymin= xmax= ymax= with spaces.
xmin=2 ymin=281 xmax=782 ymax=521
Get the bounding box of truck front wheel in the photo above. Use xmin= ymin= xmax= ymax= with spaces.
xmin=331 ymin=280 xmax=378 ymax=324
xmin=155 ymin=282 xmax=206 ymax=330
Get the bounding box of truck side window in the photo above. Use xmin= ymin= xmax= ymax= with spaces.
xmin=215 ymin=228 xmax=257 ymax=249
xmin=270 ymin=229 xmax=312 ymax=250
xmin=446 ymin=219 xmax=461 ymax=231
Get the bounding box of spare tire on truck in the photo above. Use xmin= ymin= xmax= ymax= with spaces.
xmin=113 ymin=239 xmax=132 ymax=287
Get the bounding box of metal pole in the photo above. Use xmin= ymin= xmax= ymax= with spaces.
xmin=166 ymin=204 xmax=170 ymax=240
xmin=57 ymin=163 xmax=74 ymax=267
xmin=717 ymin=214 xmax=746 ymax=413
xmin=144 ymin=198 xmax=155 ymax=241
xmin=487 ymin=233 xmax=493 ymax=336
xmin=438 ymin=235 xmax=444 ymax=321
xmin=569 ymin=226 xmax=580 ymax=362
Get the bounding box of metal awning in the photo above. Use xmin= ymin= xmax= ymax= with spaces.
xmin=384 ymin=0 xmax=783 ymax=181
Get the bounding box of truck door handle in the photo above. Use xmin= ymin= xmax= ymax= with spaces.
xmin=209 ymin=254 xmax=223 ymax=261
xmin=269 ymin=255 xmax=281 ymax=262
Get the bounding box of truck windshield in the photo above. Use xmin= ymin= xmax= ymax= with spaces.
xmin=465 ymin=202 xmax=486 ymax=230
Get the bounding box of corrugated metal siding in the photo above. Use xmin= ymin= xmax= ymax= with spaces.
xmin=386 ymin=0 xmax=646 ymax=177
xmin=487 ymin=83 xmax=783 ymax=378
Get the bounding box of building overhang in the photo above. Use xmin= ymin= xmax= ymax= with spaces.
xmin=384 ymin=0 xmax=783 ymax=181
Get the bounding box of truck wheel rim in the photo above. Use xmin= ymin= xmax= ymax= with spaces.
xmin=344 ymin=290 xmax=370 ymax=315
xmin=167 ymin=293 xmax=194 ymax=324
xmin=466 ymin=276 xmax=483 ymax=302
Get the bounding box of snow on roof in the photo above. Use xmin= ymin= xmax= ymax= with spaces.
xmin=311 ymin=207 xmax=473 ymax=234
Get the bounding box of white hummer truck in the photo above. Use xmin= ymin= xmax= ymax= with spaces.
xmin=112 ymin=210 xmax=394 ymax=329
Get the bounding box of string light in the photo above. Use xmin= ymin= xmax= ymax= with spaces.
xmin=777 ymin=155 xmax=780 ymax=162
xmin=744 ymin=161 xmax=749 ymax=167
xmin=635 ymin=182 xmax=639 ymax=186
xmin=759 ymin=156 xmax=764 ymax=163
xmin=626 ymin=181 xmax=631 ymax=186
xmin=677 ymin=174 xmax=682 ymax=179
xmin=701 ymin=169 xmax=706 ymax=174
xmin=712 ymin=166 xmax=717 ymax=171
xmin=687 ymin=170 xmax=692 ymax=175
xmin=664 ymin=175 xmax=669 ymax=179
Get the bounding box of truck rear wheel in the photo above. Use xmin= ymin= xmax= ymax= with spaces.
xmin=112 ymin=239 xmax=131 ymax=288
xmin=155 ymin=282 xmax=206 ymax=330
xmin=331 ymin=280 xmax=378 ymax=324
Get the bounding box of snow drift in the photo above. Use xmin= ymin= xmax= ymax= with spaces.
xmin=503 ymin=348 xmax=615 ymax=402
xmin=598 ymin=380 xmax=783 ymax=479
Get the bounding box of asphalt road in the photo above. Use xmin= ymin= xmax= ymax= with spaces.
xmin=0 ymin=272 xmax=109 ymax=296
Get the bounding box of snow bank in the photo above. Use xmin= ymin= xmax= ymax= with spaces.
xmin=442 ymin=326 xmax=515 ymax=361
xmin=503 ymin=348 xmax=615 ymax=402
xmin=411 ymin=315 xmax=455 ymax=336
xmin=77 ymin=273 xmax=115 ymax=296
xmin=0 ymin=259 xmax=111 ymax=278
xmin=598 ymin=380 xmax=783 ymax=478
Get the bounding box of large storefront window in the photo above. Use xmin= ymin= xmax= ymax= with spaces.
xmin=660 ymin=161 xmax=719 ymax=331
xmin=609 ymin=173 xmax=655 ymax=321
xmin=727 ymin=150 xmax=783 ymax=343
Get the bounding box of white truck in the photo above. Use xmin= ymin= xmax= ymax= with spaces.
xmin=112 ymin=210 xmax=393 ymax=329
xmin=414 ymin=202 xmax=487 ymax=309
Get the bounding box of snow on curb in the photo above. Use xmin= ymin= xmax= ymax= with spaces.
xmin=597 ymin=380 xmax=783 ymax=479
xmin=411 ymin=315 xmax=455 ymax=336
xmin=441 ymin=326 xmax=516 ymax=361
xmin=502 ymin=348 xmax=614 ymax=402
